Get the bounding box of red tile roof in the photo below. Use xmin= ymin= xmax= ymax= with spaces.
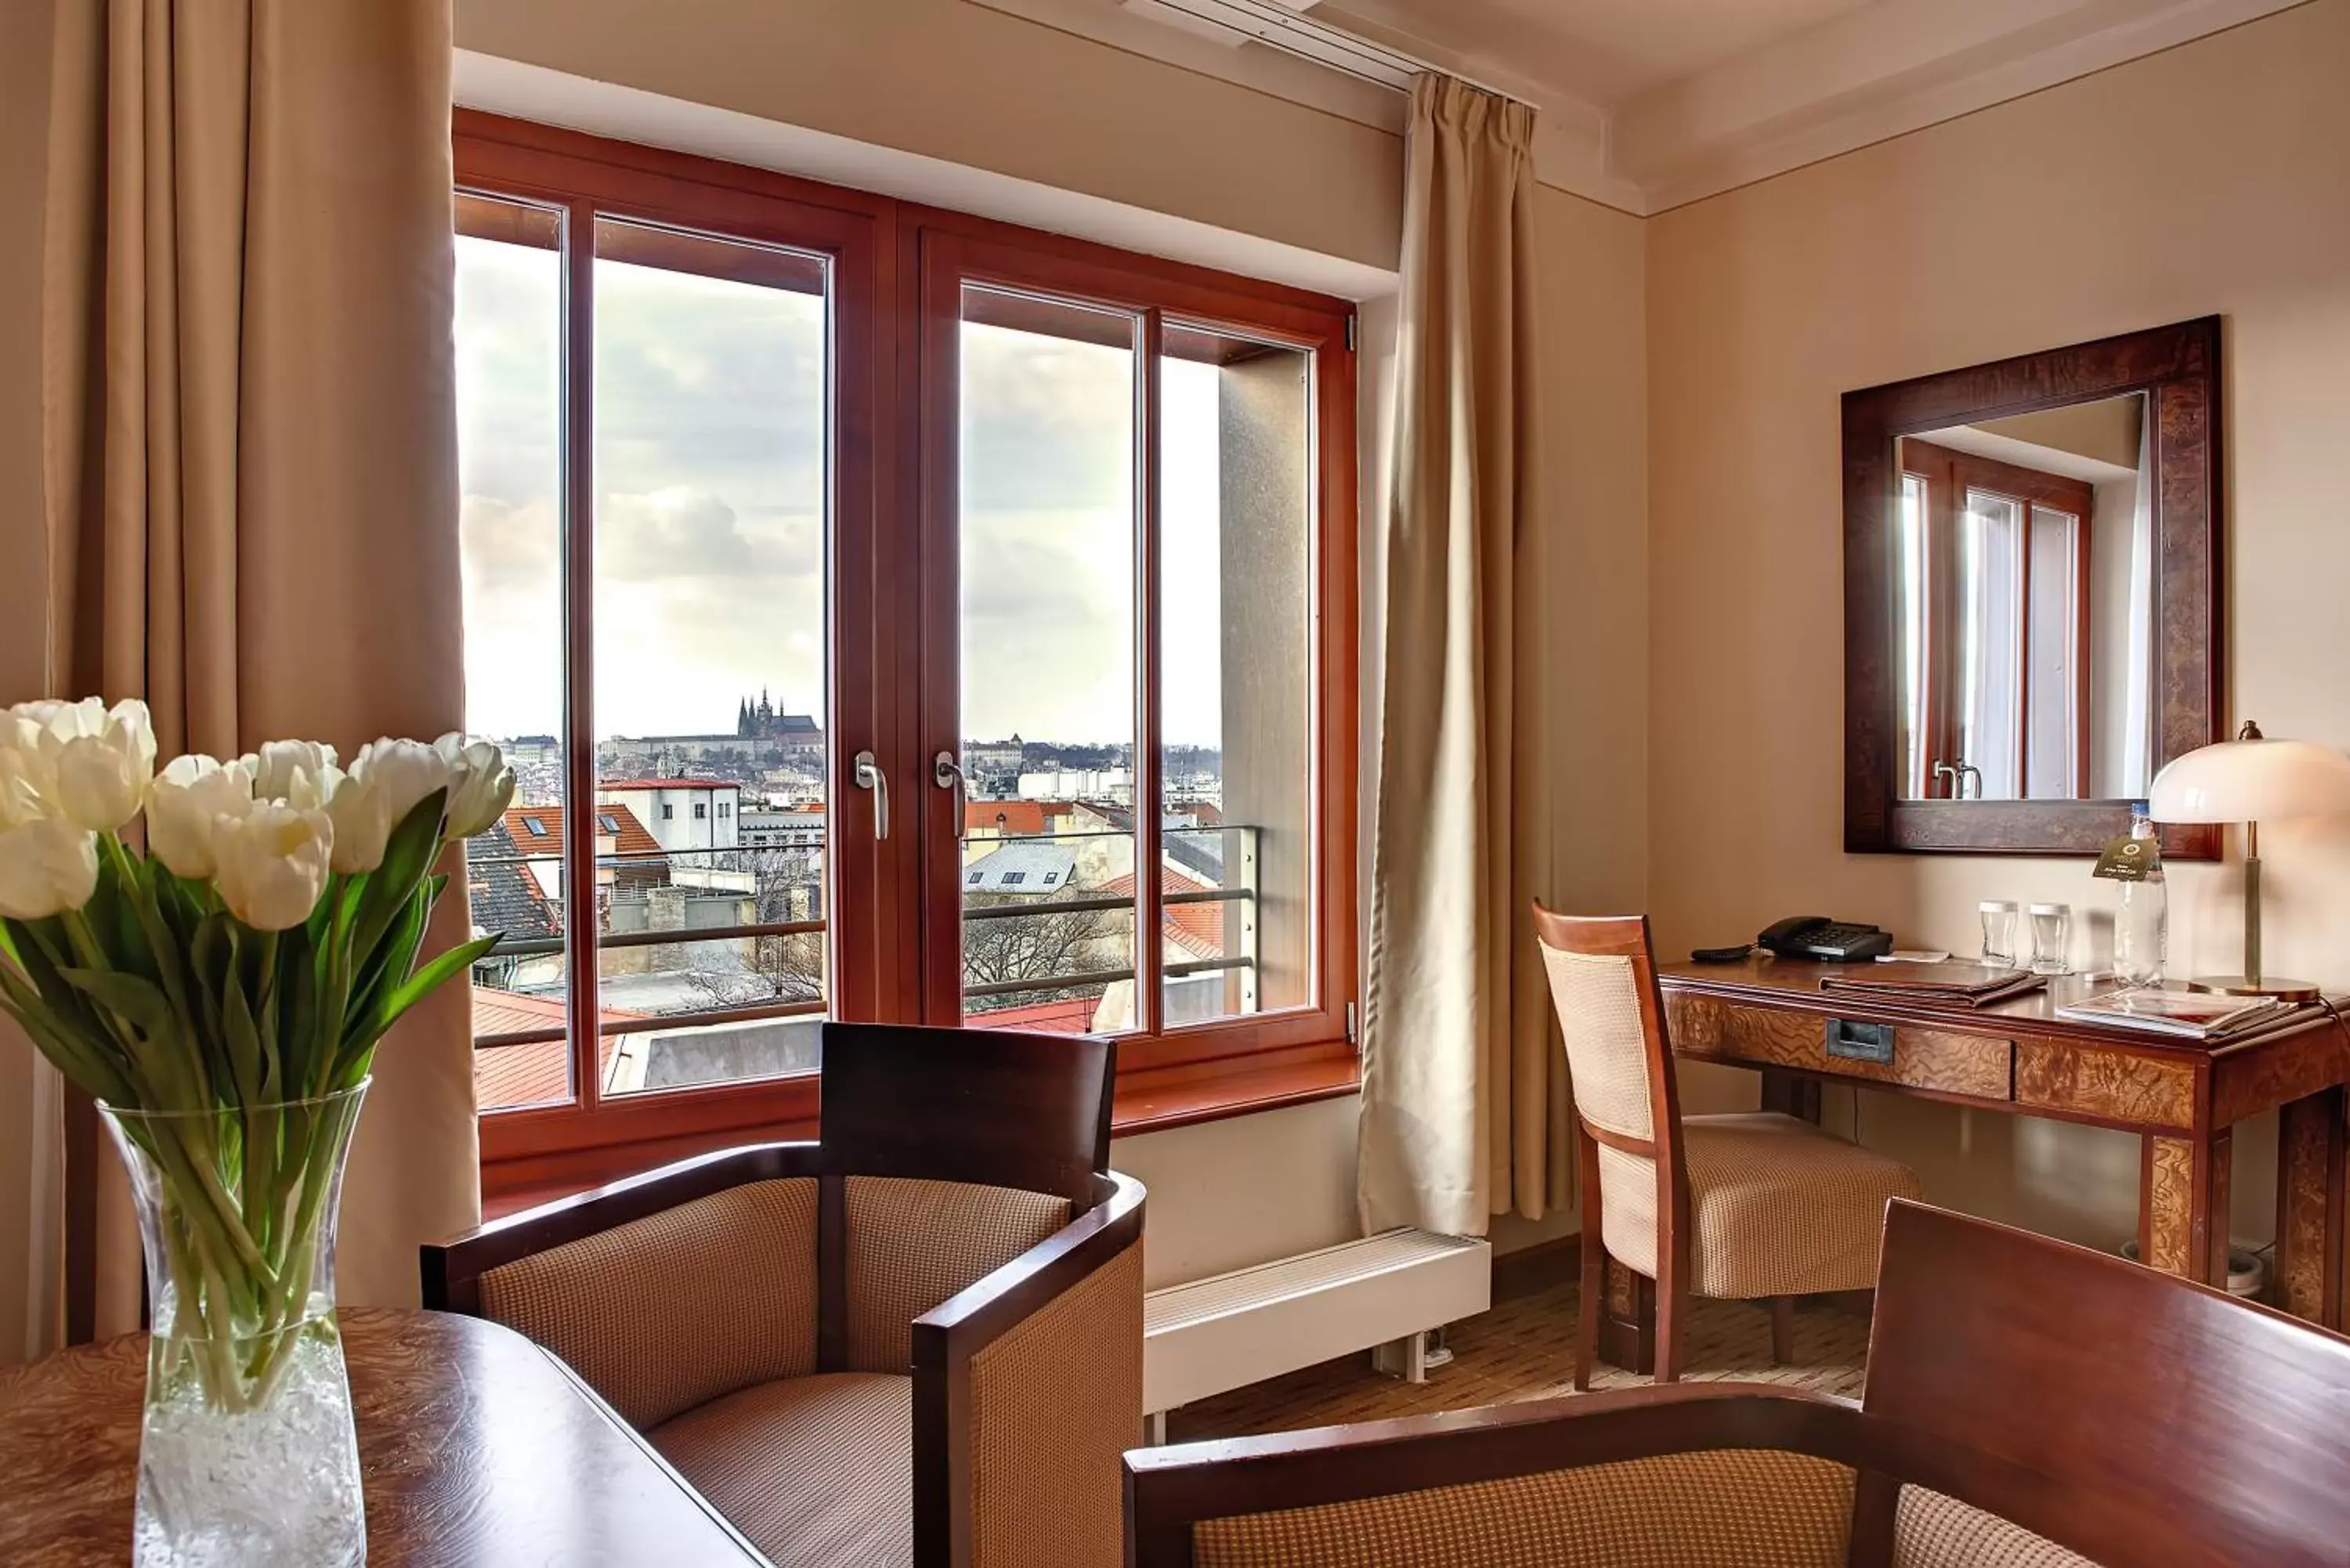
xmin=967 ymin=995 xmax=1099 ymax=1034
xmin=1106 ymin=866 xmax=1228 ymax=959
xmin=472 ymin=987 xmax=647 ymax=1110
xmin=504 ymin=803 xmax=667 ymax=862
xmin=964 ymin=800 xmax=1069 ymax=836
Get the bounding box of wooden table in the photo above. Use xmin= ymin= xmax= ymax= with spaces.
xmin=0 ymin=1308 xmax=768 ymax=1566
xmin=1593 ymin=957 xmax=2350 ymax=1372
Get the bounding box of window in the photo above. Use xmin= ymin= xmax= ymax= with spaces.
xmin=1900 ymin=438 xmax=2094 ymax=801
xmin=455 ymin=113 xmax=1355 ymax=1190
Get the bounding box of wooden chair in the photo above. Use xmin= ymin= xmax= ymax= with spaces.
xmin=424 ymin=1021 xmax=1147 ymax=1568
xmin=1125 ymin=1198 xmax=2350 ymax=1567
xmin=1531 ymin=906 xmax=1921 ymax=1384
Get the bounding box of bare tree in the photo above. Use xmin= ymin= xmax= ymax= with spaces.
xmin=961 ymin=892 xmax=1123 ymax=1012
xmin=680 ymin=848 xmax=828 ymax=1009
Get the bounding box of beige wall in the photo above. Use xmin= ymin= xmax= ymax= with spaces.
xmin=454 ymin=0 xmax=1403 ymax=273
xmin=1647 ymin=0 xmax=2350 ymax=1249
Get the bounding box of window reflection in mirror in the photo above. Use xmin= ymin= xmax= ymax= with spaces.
xmin=1893 ymin=392 xmax=2153 ymax=803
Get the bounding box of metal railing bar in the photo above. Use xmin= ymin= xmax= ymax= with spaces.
xmin=472 ymin=995 xmax=829 ymax=1051
xmin=483 ymin=919 xmax=828 ymax=959
xmin=958 ymin=955 xmax=1253 ymax=1000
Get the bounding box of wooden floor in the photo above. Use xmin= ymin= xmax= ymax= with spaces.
xmin=1168 ymin=1272 xmax=1871 ymax=1443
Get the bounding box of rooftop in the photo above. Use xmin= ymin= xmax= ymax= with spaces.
xmin=598 ymin=777 xmax=739 ymax=792
xmin=963 ymin=839 xmax=1080 ymax=894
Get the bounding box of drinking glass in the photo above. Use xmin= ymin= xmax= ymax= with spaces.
xmin=2028 ymin=903 xmax=2071 ymax=974
xmin=1979 ymin=900 xmax=2019 ymax=966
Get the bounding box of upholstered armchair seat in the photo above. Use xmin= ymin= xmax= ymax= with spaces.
xmin=655 ymin=1372 xmax=916 ymax=1565
xmin=1599 ymin=1111 xmax=1922 ymax=1299
xmin=427 ymin=1024 xmax=1145 ymax=1568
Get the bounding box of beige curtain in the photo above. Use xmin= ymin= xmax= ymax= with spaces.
xmin=5 ymin=0 xmax=473 ymax=1342
xmin=1358 ymin=75 xmax=1564 ymax=1237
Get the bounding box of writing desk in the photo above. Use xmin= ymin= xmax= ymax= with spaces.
xmin=1592 ymin=957 xmax=2350 ymax=1372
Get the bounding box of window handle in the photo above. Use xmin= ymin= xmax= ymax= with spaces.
xmin=933 ymin=752 xmax=968 ymax=844
xmin=853 ymin=750 xmax=888 ymax=841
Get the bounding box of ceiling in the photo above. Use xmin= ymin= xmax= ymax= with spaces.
xmin=1314 ymin=0 xmax=1883 ymax=107
xmin=978 ymin=0 xmax=2312 ymax=213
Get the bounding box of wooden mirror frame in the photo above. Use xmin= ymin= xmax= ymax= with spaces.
xmin=1843 ymin=316 xmax=2223 ymax=859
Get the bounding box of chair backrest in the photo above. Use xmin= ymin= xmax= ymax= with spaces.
xmin=819 ymin=1020 xmax=1115 ymax=1205
xmin=1528 ymin=907 xmax=1681 ymax=1149
xmin=1858 ymin=1198 xmax=2350 ymax=1566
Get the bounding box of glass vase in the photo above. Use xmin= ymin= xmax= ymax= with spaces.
xmin=100 ymin=1081 xmax=371 ymax=1568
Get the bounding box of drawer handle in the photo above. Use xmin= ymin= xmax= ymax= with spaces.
xmin=1826 ymin=1019 xmax=1895 ymax=1064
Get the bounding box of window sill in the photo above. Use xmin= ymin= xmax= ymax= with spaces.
xmin=478 ymin=1038 xmax=1358 ymax=1219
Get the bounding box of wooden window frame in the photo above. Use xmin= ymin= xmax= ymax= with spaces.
xmin=1897 ymin=438 xmax=2095 ymax=802
xmin=454 ymin=113 xmax=1358 ymax=1205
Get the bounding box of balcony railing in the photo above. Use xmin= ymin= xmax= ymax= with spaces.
xmin=465 ymin=822 xmax=1260 ymax=1052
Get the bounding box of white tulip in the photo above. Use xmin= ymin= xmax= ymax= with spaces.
xmin=324 ymin=768 xmax=394 ymax=874
xmin=146 ymin=756 xmax=255 ymax=880
xmin=248 ymin=739 xmax=339 ymax=809
xmin=434 ymin=733 xmax=516 ymax=840
xmin=1 ymin=697 xmax=154 ymax=833
xmin=0 ymin=818 xmax=101 ymax=920
xmin=211 ymin=804 xmax=334 ymax=931
xmin=350 ymin=739 xmax=452 ymax=833
xmin=0 ymin=744 xmax=57 ymax=830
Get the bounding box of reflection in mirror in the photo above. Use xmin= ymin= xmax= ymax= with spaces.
xmin=1892 ymin=392 xmax=2152 ymax=803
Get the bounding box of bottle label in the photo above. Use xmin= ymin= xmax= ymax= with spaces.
xmin=2093 ymin=835 xmax=2161 ymax=882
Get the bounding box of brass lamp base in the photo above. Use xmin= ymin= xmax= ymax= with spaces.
xmin=2188 ymin=974 xmax=2323 ymax=1003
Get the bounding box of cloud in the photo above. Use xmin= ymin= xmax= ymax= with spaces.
xmin=597 ymin=487 xmax=821 ymax=583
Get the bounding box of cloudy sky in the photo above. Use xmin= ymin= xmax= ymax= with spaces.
xmin=454 ymin=233 xmax=1251 ymax=752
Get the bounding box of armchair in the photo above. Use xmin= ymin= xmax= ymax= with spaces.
xmin=1126 ymin=1199 xmax=2350 ymax=1567
xmin=425 ymin=1022 xmax=1146 ymax=1568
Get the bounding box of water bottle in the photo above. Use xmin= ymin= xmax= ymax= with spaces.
xmin=2112 ymin=804 xmax=2167 ymax=987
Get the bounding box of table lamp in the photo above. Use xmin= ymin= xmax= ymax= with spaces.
xmin=2146 ymin=721 xmax=2350 ymax=1000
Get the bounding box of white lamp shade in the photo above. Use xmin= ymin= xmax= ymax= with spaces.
xmin=2146 ymin=735 xmax=2350 ymax=823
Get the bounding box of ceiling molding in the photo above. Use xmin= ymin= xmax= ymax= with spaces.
xmin=1615 ymin=0 xmax=2314 ymax=212
xmin=967 ymin=0 xmax=2313 ymax=215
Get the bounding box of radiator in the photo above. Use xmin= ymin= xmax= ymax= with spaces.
xmin=1143 ymin=1228 xmax=1492 ymax=1426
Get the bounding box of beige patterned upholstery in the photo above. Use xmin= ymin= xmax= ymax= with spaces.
xmin=967 ymin=1241 xmax=1144 ymax=1568
xmin=477 ymin=1177 xmax=818 ymax=1428
xmin=652 ymin=1372 xmax=912 ymax=1568
xmin=1538 ymin=945 xmax=1655 ymax=1141
xmin=1192 ymin=1449 xmax=1856 ymax=1568
xmin=1895 ymin=1487 xmax=2098 ymax=1568
xmin=1597 ymin=1112 xmax=1921 ymax=1299
xmin=844 ymin=1176 xmax=1072 ymax=1372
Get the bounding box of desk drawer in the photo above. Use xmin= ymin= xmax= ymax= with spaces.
xmin=1668 ymin=995 xmax=2013 ymax=1101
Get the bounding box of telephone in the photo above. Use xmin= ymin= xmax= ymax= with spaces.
xmin=1756 ymin=916 xmax=1893 ymax=963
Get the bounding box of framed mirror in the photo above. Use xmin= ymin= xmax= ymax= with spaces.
xmin=1844 ymin=317 xmax=2222 ymax=858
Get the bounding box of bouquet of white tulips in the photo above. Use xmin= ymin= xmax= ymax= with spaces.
xmin=0 ymin=696 xmax=512 ymax=1413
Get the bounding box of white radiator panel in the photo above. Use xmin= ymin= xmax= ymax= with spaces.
xmin=1143 ymin=1228 xmax=1491 ymax=1414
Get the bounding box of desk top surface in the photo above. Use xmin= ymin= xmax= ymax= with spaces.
xmin=0 ymin=1307 xmax=766 ymax=1567
xmin=1658 ymin=954 xmax=2344 ymax=1056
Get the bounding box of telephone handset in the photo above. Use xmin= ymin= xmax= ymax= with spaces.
xmin=1756 ymin=916 xmax=1893 ymax=963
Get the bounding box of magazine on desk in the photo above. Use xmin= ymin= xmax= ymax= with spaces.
xmin=2053 ymin=985 xmax=2294 ymax=1039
